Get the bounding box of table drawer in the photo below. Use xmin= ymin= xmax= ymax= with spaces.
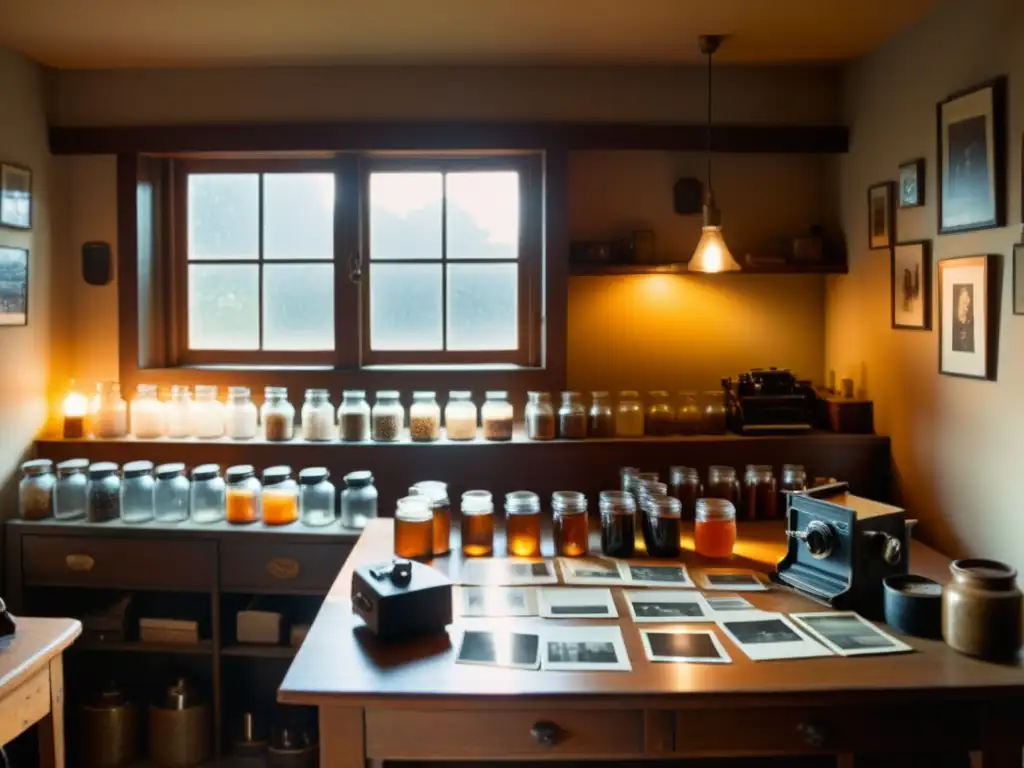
xmin=22 ymin=536 xmax=215 ymax=590
xmin=220 ymin=541 xmax=349 ymax=593
xmin=366 ymin=708 xmax=645 ymax=759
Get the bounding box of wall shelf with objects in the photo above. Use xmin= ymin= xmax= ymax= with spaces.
xmin=568 ymin=261 xmax=849 ymax=276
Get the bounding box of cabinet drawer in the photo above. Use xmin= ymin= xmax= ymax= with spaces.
xmin=366 ymin=708 xmax=645 ymax=759
xmin=23 ymin=536 xmax=215 ymax=590
xmin=220 ymin=541 xmax=349 ymax=593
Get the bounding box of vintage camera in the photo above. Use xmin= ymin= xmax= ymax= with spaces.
xmin=351 ymin=558 xmax=452 ymax=640
xmin=723 ymin=367 xmax=816 ymax=433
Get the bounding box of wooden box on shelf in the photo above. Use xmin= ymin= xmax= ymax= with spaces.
xmin=819 ymin=395 xmax=874 ymax=435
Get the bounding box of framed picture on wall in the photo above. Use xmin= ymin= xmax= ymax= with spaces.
xmin=891 ymin=241 xmax=931 ymax=330
xmin=0 ymin=163 xmax=32 ymax=230
xmin=1013 ymin=243 xmax=1024 ymax=316
xmin=867 ymin=181 xmax=894 ymax=250
xmin=0 ymin=246 xmax=28 ymax=326
xmin=937 ymin=77 xmax=1007 ymax=234
xmin=938 ymin=254 xmax=998 ymax=380
xmin=898 ymin=159 xmax=925 ymax=208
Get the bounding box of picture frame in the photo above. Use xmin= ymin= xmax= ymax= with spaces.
xmin=1013 ymin=243 xmax=1024 ymax=316
xmin=867 ymin=181 xmax=894 ymax=250
xmin=898 ymin=158 xmax=925 ymax=208
xmin=937 ymin=77 xmax=1007 ymax=235
xmin=938 ymin=254 xmax=999 ymax=380
xmin=891 ymin=240 xmax=931 ymax=330
xmin=0 ymin=163 xmax=32 ymax=230
xmin=0 ymin=246 xmax=29 ymax=326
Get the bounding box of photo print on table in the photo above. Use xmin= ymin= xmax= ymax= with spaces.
xmin=717 ymin=613 xmax=832 ymax=661
xmin=624 ymin=590 xmax=713 ymax=623
xmin=706 ymin=595 xmax=756 ymax=613
xmin=641 ymin=629 xmax=732 ymax=664
xmin=459 ymin=558 xmax=558 ymax=586
xmin=559 ymin=557 xmax=625 ymax=586
xmin=624 ymin=563 xmax=694 ymax=588
xmin=456 ymin=630 xmax=541 ymax=670
xmin=790 ymin=612 xmax=913 ymax=657
xmin=459 ymin=586 xmax=537 ymax=617
xmin=700 ymin=570 xmax=768 ymax=591
xmin=542 ymin=626 xmax=631 ymax=671
xmin=538 ymin=587 xmax=618 ymax=619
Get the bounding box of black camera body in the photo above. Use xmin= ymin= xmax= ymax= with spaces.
xmin=351 ymin=558 xmax=452 ymax=640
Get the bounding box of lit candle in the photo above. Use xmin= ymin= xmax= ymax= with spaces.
xmin=62 ymin=382 xmax=89 ymax=439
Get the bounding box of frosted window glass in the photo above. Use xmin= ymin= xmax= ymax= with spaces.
xmin=188 ymin=174 xmax=258 ymax=260
xmin=264 ymin=174 xmax=334 ymax=261
xmin=188 ymin=264 xmax=259 ymax=349
xmin=263 ymin=264 xmax=335 ymax=351
xmin=370 ymin=264 xmax=442 ymax=350
xmin=447 ymin=263 xmax=518 ymax=351
xmin=369 ymin=172 xmax=442 ymax=260
xmin=446 ymin=172 xmax=519 ymax=260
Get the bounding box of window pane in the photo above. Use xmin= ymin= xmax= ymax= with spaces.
xmin=264 ymin=173 xmax=334 ymax=261
xmin=263 ymin=264 xmax=334 ymax=350
xmin=188 ymin=174 xmax=258 ymax=260
xmin=188 ymin=264 xmax=259 ymax=349
xmin=446 ymin=171 xmax=519 ymax=260
xmin=370 ymin=264 xmax=442 ymax=350
xmin=447 ymin=263 xmax=518 ymax=351
xmin=369 ymin=172 xmax=442 ymax=260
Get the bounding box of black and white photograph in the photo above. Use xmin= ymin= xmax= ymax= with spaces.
xmin=898 ymin=158 xmax=925 ymax=208
xmin=542 ymin=626 xmax=631 ymax=671
xmin=706 ymin=595 xmax=756 ymax=613
xmin=1013 ymin=243 xmax=1024 ymax=316
xmin=459 ymin=558 xmax=558 ymax=586
xmin=559 ymin=557 xmax=625 ymax=586
xmin=0 ymin=163 xmax=32 ymax=230
xmin=641 ymin=629 xmax=731 ymax=664
xmin=0 ymin=246 xmax=28 ymax=326
xmin=456 ymin=630 xmax=541 ymax=670
xmin=938 ymin=254 xmax=995 ymax=380
xmin=624 ymin=590 xmax=713 ymax=623
xmin=625 ymin=564 xmax=693 ymax=588
xmin=700 ymin=570 xmax=768 ymax=591
xmin=867 ymin=181 xmax=894 ymax=250
xmin=891 ymin=241 xmax=931 ymax=330
xmin=538 ymin=587 xmax=618 ymax=619
xmin=790 ymin=612 xmax=913 ymax=657
xmin=938 ymin=78 xmax=1006 ymax=234
xmin=718 ymin=613 xmax=832 ymax=661
xmin=459 ymin=586 xmax=537 ymax=617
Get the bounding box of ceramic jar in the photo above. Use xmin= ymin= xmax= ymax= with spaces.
xmin=942 ymin=558 xmax=1023 ymax=661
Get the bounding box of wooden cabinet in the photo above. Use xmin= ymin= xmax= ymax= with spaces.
xmin=220 ymin=540 xmax=351 ymax=594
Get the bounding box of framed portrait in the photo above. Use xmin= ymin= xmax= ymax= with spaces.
xmin=891 ymin=241 xmax=931 ymax=330
xmin=937 ymin=77 xmax=1007 ymax=234
xmin=1013 ymin=243 xmax=1024 ymax=316
xmin=867 ymin=181 xmax=894 ymax=250
xmin=898 ymin=158 xmax=925 ymax=208
xmin=938 ymin=254 xmax=998 ymax=380
xmin=0 ymin=246 xmax=28 ymax=326
xmin=0 ymin=163 xmax=32 ymax=230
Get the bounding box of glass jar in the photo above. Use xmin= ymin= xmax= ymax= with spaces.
xmin=93 ymin=382 xmax=127 ymax=438
xmin=410 ymin=480 xmax=450 ymax=556
xmin=695 ymin=498 xmax=737 ymax=558
xmin=553 ymin=491 xmax=588 ymax=557
xmin=700 ymin=390 xmax=728 ymax=434
xmin=262 ymin=466 xmax=298 ymax=525
xmin=341 ymin=470 xmax=378 ymax=529
xmin=524 ymin=391 xmax=555 ymax=440
xmin=55 ymin=459 xmax=88 ymax=521
xmin=409 ymin=391 xmax=442 ymax=443
xmin=86 ymin=462 xmax=121 ymax=523
xmin=743 ymin=465 xmax=777 ymax=522
xmin=644 ymin=496 xmax=682 ymax=558
xmin=372 ymin=390 xmax=404 ymax=442
xmin=192 ymin=385 xmax=225 ymax=439
xmin=707 ymin=465 xmax=740 ymax=506
xmin=301 ymin=389 xmax=335 ymax=442
xmin=461 ymin=490 xmax=495 ymax=557
xmin=645 ymin=391 xmax=675 ymax=436
xmin=395 ymin=496 xmax=433 ymax=560
xmin=445 ymin=391 xmax=477 ymax=441
xmin=190 ymin=464 xmax=226 ymax=524
xmin=481 ymin=391 xmax=514 ymax=441
xmin=637 ymin=480 xmax=667 ymax=520
xmin=262 ymin=387 xmax=295 ymax=442
xmin=338 ymin=390 xmax=371 ymax=442
xmin=131 ymin=384 xmax=165 ymax=438
xmin=165 ymin=385 xmax=192 ymax=438
xmin=121 ymin=460 xmax=155 ymax=523
xmin=588 ymin=391 xmax=615 ymax=438
xmin=19 ymin=459 xmax=55 ymax=520
xmin=558 ymin=391 xmax=587 ymax=439
xmin=669 ymin=466 xmax=702 ymax=521
xmin=620 ymin=466 xmax=640 ymax=496
xmin=224 ymin=387 xmax=258 ymax=440
xmin=505 ymin=491 xmax=541 ymax=557
xmin=299 ymin=467 xmax=335 ymax=527
xmin=600 ymin=490 xmax=636 ymax=558
xmin=675 ymin=391 xmax=701 ymax=435
xmin=226 ymin=465 xmax=261 ymax=524
xmin=615 ymin=390 xmax=644 ymax=437
xmin=154 ymin=463 xmax=189 ymax=523
xmin=780 ymin=464 xmax=807 ymax=518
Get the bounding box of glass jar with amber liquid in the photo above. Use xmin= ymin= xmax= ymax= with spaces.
xmin=695 ymin=498 xmax=737 ymax=559
xmin=707 ymin=465 xmax=740 ymax=506
xmin=645 ymin=391 xmax=675 ymax=435
xmin=552 ymin=491 xmax=588 ymax=557
xmin=669 ymin=465 xmax=702 ymax=521
xmin=644 ymin=496 xmax=682 ymax=558
xmin=394 ymin=496 xmax=433 ymax=560
xmin=742 ymin=465 xmax=777 ymax=522
xmin=599 ymin=491 xmax=635 ymax=558
xmin=505 ymin=491 xmax=541 ymax=557
xmin=461 ymin=490 xmax=495 ymax=557
xmin=410 ymin=480 xmax=451 ymax=556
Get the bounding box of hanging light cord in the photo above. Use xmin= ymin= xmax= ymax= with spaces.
xmin=706 ymin=46 xmax=713 ymax=191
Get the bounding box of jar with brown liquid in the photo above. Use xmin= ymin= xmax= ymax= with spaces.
xmin=779 ymin=464 xmax=807 ymax=519
xmin=707 ymin=465 xmax=740 ymax=506
xmin=700 ymin=390 xmax=728 ymax=434
xmin=599 ymin=490 xmax=635 ymax=558
xmin=669 ymin=465 xmax=702 ymax=521
xmin=645 ymin=391 xmax=675 ymax=435
xmin=644 ymin=496 xmax=682 ymax=558
xmin=461 ymin=490 xmax=495 ymax=557
xmin=505 ymin=491 xmax=541 ymax=557
xmin=557 ymin=391 xmax=588 ymax=439
xmin=525 ymin=392 xmax=556 ymax=440
xmin=394 ymin=496 xmax=433 ymax=560
xmin=742 ymin=465 xmax=777 ymax=521
xmin=552 ymin=491 xmax=588 ymax=557
xmin=675 ymin=391 xmax=701 ymax=435
xmin=588 ymin=392 xmax=615 ymax=437
xmin=409 ymin=480 xmax=451 ymax=556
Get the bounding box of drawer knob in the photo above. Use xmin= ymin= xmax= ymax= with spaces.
xmin=65 ymin=554 xmax=95 ymax=572
xmin=267 ymin=557 xmax=300 ymax=580
xmin=530 ymin=721 xmax=561 ymax=748
xmin=797 ymin=721 xmax=828 ymax=748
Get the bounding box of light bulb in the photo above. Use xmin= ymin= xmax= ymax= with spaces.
xmin=688 ymin=226 xmax=741 ymax=273
xmin=62 ymin=381 xmax=89 ymax=438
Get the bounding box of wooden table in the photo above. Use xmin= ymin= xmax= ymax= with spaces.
xmin=0 ymin=617 xmax=81 ymax=768
xmin=280 ymin=521 xmax=1024 ymax=767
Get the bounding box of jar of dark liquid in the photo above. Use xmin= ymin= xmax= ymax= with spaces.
xmin=461 ymin=490 xmax=495 ymax=557
xmin=394 ymin=496 xmax=433 ymax=560
xmin=505 ymin=491 xmax=541 ymax=557
xmin=742 ymin=465 xmax=777 ymax=522
xmin=599 ymin=491 xmax=635 ymax=558
xmin=558 ymin=391 xmax=588 ymax=439
xmin=676 ymin=392 xmax=701 ymax=435
xmin=552 ymin=491 xmax=588 ymax=557
xmin=644 ymin=496 xmax=682 ymax=558
xmin=779 ymin=464 xmax=807 ymax=519
xmin=620 ymin=466 xmax=639 ymax=495
xmin=700 ymin=390 xmax=728 ymax=434
xmin=669 ymin=466 xmax=702 ymax=521
xmin=707 ymin=465 xmax=740 ymax=506
xmin=589 ymin=392 xmax=615 ymax=437
xmin=645 ymin=391 xmax=675 ymax=436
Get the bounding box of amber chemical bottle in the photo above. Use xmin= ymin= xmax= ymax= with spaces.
xmin=505 ymin=491 xmax=542 ymax=557
xmin=394 ymin=496 xmax=433 ymax=560
xmin=461 ymin=490 xmax=495 ymax=557
xmin=552 ymin=491 xmax=588 ymax=557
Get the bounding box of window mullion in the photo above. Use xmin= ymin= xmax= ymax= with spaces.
xmin=441 ymin=171 xmax=448 ymax=353
xmin=336 ymin=154 xmax=361 ymax=368
xmin=257 ymin=172 xmax=265 ymax=352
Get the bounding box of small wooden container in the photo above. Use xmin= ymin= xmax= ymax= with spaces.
xmin=819 ymin=395 xmax=874 ymax=434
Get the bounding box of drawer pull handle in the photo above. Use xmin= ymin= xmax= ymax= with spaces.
xmin=65 ymin=554 xmax=95 ymax=572
xmin=267 ymin=557 xmax=300 ymax=580
xmin=797 ymin=721 xmax=828 ymax=748
xmin=530 ymin=721 xmax=560 ymax=748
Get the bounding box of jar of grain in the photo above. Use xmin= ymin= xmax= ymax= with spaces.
xmin=372 ymin=390 xmax=404 ymax=442
xmin=588 ymin=391 xmax=615 ymax=437
xmin=481 ymin=391 xmax=514 ymax=441
xmin=131 ymin=384 xmax=165 ymax=438
xmin=676 ymin=391 xmax=701 ymax=435
xmin=338 ymin=389 xmax=371 ymax=442
xmin=524 ymin=391 xmax=555 ymax=440
xmin=261 ymin=466 xmax=298 ymax=525
xmin=558 ymin=391 xmax=587 ymax=439
xmin=224 ymin=387 xmax=258 ymax=440
xmin=165 ymin=385 xmax=192 ymax=438
xmin=192 ymin=385 xmax=225 ymax=438
xmin=261 ymin=387 xmax=295 ymax=442
xmin=86 ymin=462 xmax=121 ymax=523
xmin=409 ymin=391 xmax=441 ymax=442
xmin=444 ymin=391 xmax=477 ymax=441
xmin=93 ymin=382 xmax=127 ymax=438
xmin=615 ymin=391 xmax=644 ymax=437
xmin=19 ymin=459 xmax=55 ymax=520
xmin=645 ymin=390 xmax=675 ymax=435
xmin=701 ymin=389 xmax=728 ymax=434
xmin=301 ymin=388 xmax=335 ymax=441
xmin=225 ymin=465 xmax=261 ymax=524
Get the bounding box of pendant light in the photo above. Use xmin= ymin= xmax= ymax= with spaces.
xmin=689 ymin=35 xmax=741 ymax=273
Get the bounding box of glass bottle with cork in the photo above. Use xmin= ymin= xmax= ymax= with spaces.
xmin=505 ymin=491 xmax=542 ymax=557
xmin=552 ymin=491 xmax=588 ymax=557
xmin=461 ymin=490 xmax=495 ymax=557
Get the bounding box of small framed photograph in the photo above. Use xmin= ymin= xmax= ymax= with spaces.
xmin=891 ymin=240 xmax=932 ymax=330
xmin=1013 ymin=243 xmax=1024 ymax=316
xmin=0 ymin=163 xmax=32 ymax=230
xmin=456 ymin=630 xmax=541 ymax=670
xmin=717 ymin=613 xmax=832 ymax=661
xmin=641 ymin=629 xmax=731 ymax=664
xmin=543 ymin=626 xmax=631 ymax=672
xmin=789 ymin=612 xmax=913 ymax=657
xmin=867 ymin=181 xmax=895 ymax=250
xmin=0 ymin=246 xmax=29 ymax=326
xmin=537 ymin=588 xmax=618 ymax=619
xmin=898 ymin=158 xmax=925 ymax=208
xmin=624 ymin=590 xmax=713 ymax=623
xmin=623 ymin=563 xmax=693 ymax=588
xmin=699 ymin=569 xmax=768 ymax=591
xmin=938 ymin=254 xmax=998 ymax=380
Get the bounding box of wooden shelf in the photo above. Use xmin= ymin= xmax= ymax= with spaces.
xmin=222 ymin=644 xmax=297 ymax=659
xmin=76 ymin=639 xmax=214 ymax=655
xmin=568 ymin=262 xmax=849 ymax=276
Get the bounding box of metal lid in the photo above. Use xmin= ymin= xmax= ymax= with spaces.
xmin=395 ymin=495 xmax=432 ymax=521
xmin=156 ymin=677 xmax=204 ymax=710
xmin=618 ymin=390 xmax=640 ymax=399
xmin=192 ymin=463 xmax=221 ymax=481
xmin=123 ymin=460 xmax=154 ymax=479
xmin=484 ymin=390 xmax=507 ymax=400
xmin=412 ymin=390 xmax=436 ymax=399
xmin=88 ymin=461 xmax=119 ymax=478
xmin=708 ymin=465 xmax=737 ymax=480
xmin=461 ymin=489 xmax=493 ymax=514
xmin=599 ymin=490 xmax=635 ymax=514
xmin=343 ymin=470 xmax=374 ymax=487
xmin=669 ymin=465 xmax=700 ymax=482
xmin=20 ymin=458 xmax=53 ymax=475
xmin=226 ymin=464 xmax=256 ymax=482
xmin=342 ymin=389 xmax=366 ymax=399
xmin=410 ymin=480 xmax=448 ymax=505
xmin=505 ymin=490 xmax=540 ymax=515
xmin=56 ymin=458 xmax=89 ymax=475
xmin=551 ymin=490 xmax=586 ymax=514
xmin=695 ymin=498 xmax=737 ymax=522
xmin=448 ymin=390 xmax=472 ymax=400
xmin=155 ymin=462 xmax=186 ymax=479
xmin=263 ymin=465 xmax=292 ymax=484
xmin=375 ymin=390 xmax=400 ymax=400
xmin=646 ymin=495 xmax=682 ymax=519
xmin=298 ymin=467 xmax=329 ymax=485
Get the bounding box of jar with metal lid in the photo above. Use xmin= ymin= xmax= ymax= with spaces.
xmin=695 ymin=498 xmax=737 ymax=558
xmin=395 ymin=496 xmax=433 ymax=560
xmin=131 ymin=384 xmax=165 ymax=439
xmin=634 ymin=472 xmax=662 ymax=504
xmin=224 ymin=387 xmax=258 ymax=440
xmin=676 ymin=391 xmax=701 ymax=435
xmin=505 ymin=491 xmax=541 ymax=557
xmin=669 ymin=466 xmax=702 ymax=521
xmin=700 ymin=390 xmax=728 ymax=434
xmin=262 ymin=387 xmax=295 ymax=442
xmin=943 ymin=559 xmax=1023 ymax=660
xmin=262 ymin=466 xmax=298 ymax=525
xmin=55 ymin=458 xmax=88 ymax=520
xmin=558 ymin=391 xmax=587 ymax=439
xmin=165 ymin=385 xmax=191 ymax=438
xmin=743 ymin=465 xmax=777 ymax=522
xmin=372 ymin=390 xmax=404 ymax=442
xmin=644 ymin=496 xmax=682 ymax=558
xmin=300 ymin=389 xmax=334 ymax=441
xmin=87 ymin=462 xmax=121 ymax=523
xmin=461 ymin=490 xmax=495 ymax=557
xmin=445 ymin=391 xmax=477 ymax=440
xmin=299 ymin=467 xmax=335 ymax=527
xmin=552 ymin=491 xmax=588 ymax=557
xmin=410 ymin=480 xmax=450 ymax=556
xmin=93 ymin=382 xmax=127 ymax=438
xmin=615 ymin=391 xmax=644 ymax=437
xmin=226 ymin=465 xmax=261 ymax=524
xmin=524 ymin=391 xmax=555 ymax=440
xmin=121 ymin=460 xmax=155 ymax=523
xmin=409 ymin=391 xmax=441 ymax=443
xmin=190 ymin=464 xmax=225 ymax=524
xmin=154 ymin=463 xmax=190 ymax=523
xmin=588 ymin=392 xmax=615 ymax=438
xmin=779 ymin=464 xmax=807 ymax=518
xmin=192 ymin=385 xmax=225 ymax=439
xmin=338 ymin=390 xmax=371 ymax=442
xmin=341 ymin=471 xmax=377 ymax=529
xmin=645 ymin=391 xmax=675 ymax=436
xmin=707 ymin=465 xmax=740 ymax=506
xmin=19 ymin=459 xmax=54 ymax=520
xmin=600 ymin=490 xmax=636 ymax=558
xmin=620 ymin=466 xmax=640 ymax=496
xmin=481 ymin=391 xmax=514 ymax=441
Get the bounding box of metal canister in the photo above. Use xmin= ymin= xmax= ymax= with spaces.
xmin=81 ymin=681 xmax=138 ymax=768
xmin=148 ymin=678 xmax=211 ymax=768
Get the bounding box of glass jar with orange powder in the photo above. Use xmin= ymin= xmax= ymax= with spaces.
xmin=225 ymin=465 xmax=261 ymax=524
xmin=695 ymin=498 xmax=737 ymax=559
xmin=262 ymin=466 xmax=299 ymax=526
